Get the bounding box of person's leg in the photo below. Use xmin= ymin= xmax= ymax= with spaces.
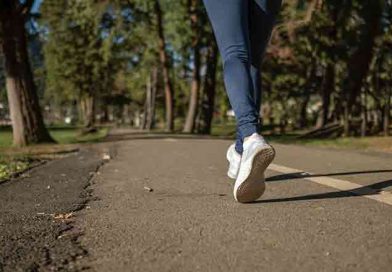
xmin=233 ymin=0 xmax=282 ymax=153
xmin=203 ymin=0 xmax=259 ymax=155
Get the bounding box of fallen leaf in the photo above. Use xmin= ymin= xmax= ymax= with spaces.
xmin=53 ymin=212 xmax=74 ymax=220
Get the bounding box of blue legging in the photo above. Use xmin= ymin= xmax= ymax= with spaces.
xmin=203 ymin=0 xmax=281 ymax=154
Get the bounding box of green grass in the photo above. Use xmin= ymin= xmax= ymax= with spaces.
xmin=267 ymin=134 xmax=392 ymax=154
xmin=210 ymin=123 xmax=392 ymax=153
xmin=0 ymin=126 xmax=108 ymax=181
xmin=0 ymin=126 xmax=108 ymax=148
xmin=0 ymin=127 xmax=13 ymax=148
xmin=211 ymin=122 xmax=236 ymax=137
xmin=0 ymin=156 xmax=33 ymax=182
xmin=299 ymin=136 xmax=391 ymax=150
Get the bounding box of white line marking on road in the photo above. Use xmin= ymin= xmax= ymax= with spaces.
xmin=268 ymin=164 xmax=392 ymax=206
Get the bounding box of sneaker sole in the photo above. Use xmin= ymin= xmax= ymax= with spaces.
xmin=234 ymin=146 xmax=275 ymax=203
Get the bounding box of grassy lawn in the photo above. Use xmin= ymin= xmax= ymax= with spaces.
xmin=49 ymin=126 xmax=108 ymax=144
xmin=288 ymin=136 xmax=392 ymax=153
xmin=0 ymin=126 xmax=108 ymax=148
xmin=0 ymin=127 xmax=12 ymax=148
xmin=0 ymin=126 xmax=108 ymax=181
xmin=211 ymin=122 xmax=236 ymax=137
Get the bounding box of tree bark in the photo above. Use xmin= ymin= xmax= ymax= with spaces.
xmin=300 ymin=64 xmax=314 ymax=129
xmin=154 ymin=0 xmax=174 ymax=132
xmin=146 ymin=67 xmax=158 ymax=130
xmin=198 ymin=41 xmax=218 ymax=134
xmin=142 ymin=68 xmax=158 ymax=131
xmin=360 ymin=89 xmax=368 ymax=137
xmin=141 ymin=76 xmax=150 ymax=130
xmin=345 ymin=2 xmax=383 ymax=120
xmin=80 ymin=94 xmax=95 ymax=130
xmin=384 ymin=87 xmax=391 ymax=136
xmin=342 ymin=104 xmax=350 ymax=136
xmin=183 ymin=0 xmax=202 ymax=133
xmin=299 ymin=94 xmax=310 ymax=129
xmin=0 ymin=1 xmax=54 ymax=146
xmin=319 ymin=64 xmax=334 ymax=127
xmin=318 ymin=2 xmax=338 ymax=128
xmin=183 ymin=49 xmax=201 ymax=133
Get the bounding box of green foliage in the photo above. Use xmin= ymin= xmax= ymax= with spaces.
xmin=2 ymin=0 xmax=390 ymax=136
xmin=41 ymin=0 xmax=105 ymax=100
xmin=40 ymin=0 xmax=136 ymax=125
xmin=261 ymin=0 xmax=392 ymax=134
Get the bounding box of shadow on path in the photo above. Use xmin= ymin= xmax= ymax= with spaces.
xmin=256 ymin=172 xmax=392 ymax=204
xmin=266 ymin=170 xmax=392 ymax=182
xmin=105 ymin=129 xmax=392 ymax=205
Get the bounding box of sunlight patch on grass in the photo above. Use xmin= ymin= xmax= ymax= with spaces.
xmin=0 ymin=126 xmax=108 ymax=148
xmin=0 ymin=157 xmax=32 ymax=181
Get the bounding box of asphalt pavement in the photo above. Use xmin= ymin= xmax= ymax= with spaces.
xmin=75 ymin=133 xmax=392 ymax=271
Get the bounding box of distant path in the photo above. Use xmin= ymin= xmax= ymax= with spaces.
xmin=77 ymin=129 xmax=392 ymax=271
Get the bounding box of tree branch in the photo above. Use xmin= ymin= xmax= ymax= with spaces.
xmin=272 ymin=0 xmax=322 ymax=43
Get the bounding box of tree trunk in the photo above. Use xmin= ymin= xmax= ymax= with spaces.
xmin=183 ymin=49 xmax=201 ymax=133
xmin=154 ymin=0 xmax=174 ymax=132
xmin=146 ymin=67 xmax=158 ymax=130
xmin=0 ymin=4 xmax=54 ymax=146
xmin=299 ymin=94 xmax=310 ymax=129
xmin=319 ymin=64 xmax=334 ymax=127
xmin=183 ymin=0 xmax=202 ymax=133
xmin=80 ymin=94 xmax=95 ymax=130
xmin=343 ymin=105 xmax=350 ymax=136
xmin=360 ymin=89 xmax=368 ymax=137
xmin=101 ymin=103 xmax=109 ymax=124
xmin=345 ymin=2 xmax=382 ymax=118
xmin=142 ymin=68 xmax=158 ymax=131
xmin=141 ymin=75 xmax=150 ymax=130
xmin=384 ymin=87 xmax=391 ymax=136
xmin=300 ymin=63 xmax=314 ymax=129
xmin=198 ymin=41 xmax=218 ymax=134
xmin=140 ymin=76 xmax=151 ymax=130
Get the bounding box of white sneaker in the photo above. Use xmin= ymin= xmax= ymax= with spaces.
xmin=233 ymin=133 xmax=275 ymax=203
xmin=226 ymin=143 xmax=241 ymax=179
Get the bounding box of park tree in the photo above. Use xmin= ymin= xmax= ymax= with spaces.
xmin=124 ymin=0 xmax=176 ymax=131
xmin=183 ymin=0 xmax=203 ymax=133
xmin=3 ymin=0 xmax=390 ymax=140
xmin=198 ymin=37 xmax=219 ymax=134
xmin=261 ymin=0 xmax=391 ymax=137
xmin=41 ymin=0 xmax=113 ymax=131
xmin=342 ymin=0 xmax=384 ymax=136
xmin=153 ymin=0 xmax=175 ymax=131
xmin=0 ymin=0 xmax=54 ymax=146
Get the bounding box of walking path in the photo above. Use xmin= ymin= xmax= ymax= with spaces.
xmin=76 ymin=130 xmax=392 ymax=271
